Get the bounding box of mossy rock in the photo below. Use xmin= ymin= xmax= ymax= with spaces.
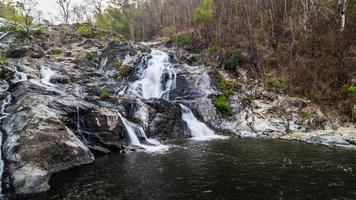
xmin=118 ymin=65 xmax=132 ymax=77
xmin=48 ymin=49 xmax=61 ymax=56
xmin=99 ymin=88 xmax=109 ymax=99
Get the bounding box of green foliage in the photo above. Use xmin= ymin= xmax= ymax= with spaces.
xmin=112 ymin=72 xmax=119 ymax=80
xmin=0 ymin=70 xmax=12 ymax=79
xmin=34 ymin=27 xmax=45 ymax=35
xmin=99 ymin=88 xmax=109 ymax=99
xmin=48 ymin=49 xmax=61 ymax=55
xmin=207 ymin=45 xmax=218 ymax=54
xmin=86 ymin=52 xmax=94 ymax=60
xmin=187 ymin=54 xmax=198 ymax=64
xmin=118 ymin=65 xmax=131 ymax=77
xmin=75 ymin=25 xmax=94 ymax=38
xmin=266 ymin=77 xmax=287 ymax=92
xmin=299 ymin=108 xmax=312 ymax=119
xmin=226 ymin=48 xmax=244 ymax=66
xmin=214 ymin=71 xmax=238 ymax=96
xmin=213 ymin=95 xmax=231 ymax=116
xmin=346 ymin=85 xmax=356 ymax=96
xmin=309 ymin=92 xmax=322 ymax=104
xmin=193 ymin=0 xmax=214 ymax=23
xmin=94 ymin=8 xmax=130 ymax=36
xmin=176 ymin=35 xmax=192 ymax=46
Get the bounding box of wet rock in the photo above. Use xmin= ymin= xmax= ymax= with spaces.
xmin=5 ymin=45 xmax=44 ymax=58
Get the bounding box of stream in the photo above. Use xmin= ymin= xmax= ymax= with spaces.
xmin=31 ymin=138 xmax=356 ymax=200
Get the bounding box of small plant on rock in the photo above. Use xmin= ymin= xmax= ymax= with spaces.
xmin=213 ymin=95 xmax=231 ymax=116
xmin=266 ymin=77 xmax=287 ymax=92
xmin=86 ymin=52 xmax=94 ymax=60
xmin=76 ymin=25 xmax=94 ymax=38
xmin=49 ymin=49 xmax=61 ymax=55
xmin=99 ymin=88 xmax=109 ymax=99
xmin=176 ymin=35 xmax=192 ymax=46
xmin=119 ymin=65 xmax=131 ymax=77
xmin=346 ymin=85 xmax=356 ymax=96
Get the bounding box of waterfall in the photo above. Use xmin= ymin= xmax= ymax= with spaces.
xmin=76 ymin=106 xmax=88 ymax=144
xmin=40 ymin=66 xmax=55 ymax=86
xmin=180 ymin=104 xmax=227 ymax=141
xmin=0 ymin=95 xmax=11 ymax=120
xmin=128 ymin=49 xmax=176 ymax=100
xmin=118 ymin=113 xmax=168 ymax=152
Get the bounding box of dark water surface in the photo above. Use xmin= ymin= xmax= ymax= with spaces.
xmin=31 ymin=138 xmax=356 ymax=200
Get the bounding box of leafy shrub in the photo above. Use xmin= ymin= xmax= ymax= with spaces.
xmin=213 ymin=95 xmax=231 ymax=116
xmin=176 ymin=35 xmax=192 ymax=46
xmin=299 ymin=108 xmax=312 ymax=119
xmin=207 ymin=45 xmax=218 ymax=54
xmin=119 ymin=65 xmax=131 ymax=77
xmin=193 ymin=0 xmax=214 ymax=23
xmin=112 ymin=72 xmax=119 ymax=80
xmin=226 ymin=48 xmax=244 ymax=66
xmin=86 ymin=52 xmax=94 ymax=60
xmin=99 ymin=88 xmax=109 ymax=99
xmin=187 ymin=54 xmax=198 ymax=64
xmin=346 ymin=85 xmax=356 ymax=96
xmin=76 ymin=25 xmax=94 ymax=38
xmin=266 ymin=77 xmax=287 ymax=92
xmin=49 ymin=49 xmax=61 ymax=55
xmin=34 ymin=27 xmax=45 ymax=35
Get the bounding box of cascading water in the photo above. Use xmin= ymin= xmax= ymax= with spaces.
xmin=118 ymin=113 xmax=168 ymax=152
xmin=180 ymin=104 xmax=227 ymax=141
xmin=0 ymin=95 xmax=11 ymax=120
xmin=76 ymin=106 xmax=88 ymax=144
xmin=40 ymin=66 xmax=55 ymax=86
xmin=128 ymin=49 xmax=176 ymax=100
xmin=11 ymin=67 xmax=27 ymax=84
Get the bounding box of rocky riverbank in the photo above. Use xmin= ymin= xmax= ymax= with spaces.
xmin=0 ymin=24 xmax=355 ymax=198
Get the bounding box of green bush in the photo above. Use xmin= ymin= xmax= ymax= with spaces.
xmin=226 ymin=48 xmax=244 ymax=66
xmin=266 ymin=77 xmax=287 ymax=92
xmin=86 ymin=52 xmax=94 ymax=60
xmin=76 ymin=25 xmax=94 ymax=38
xmin=187 ymin=54 xmax=198 ymax=64
xmin=99 ymin=88 xmax=109 ymax=99
xmin=346 ymin=85 xmax=356 ymax=96
xmin=299 ymin=108 xmax=311 ymax=119
xmin=207 ymin=45 xmax=218 ymax=54
xmin=176 ymin=35 xmax=192 ymax=46
xmin=49 ymin=49 xmax=61 ymax=55
xmin=213 ymin=95 xmax=231 ymax=116
xmin=118 ymin=65 xmax=131 ymax=77
xmin=112 ymin=72 xmax=119 ymax=80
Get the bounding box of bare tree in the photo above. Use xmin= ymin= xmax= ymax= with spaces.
xmin=56 ymin=0 xmax=71 ymax=24
xmin=15 ymin=0 xmax=38 ymax=34
xmin=86 ymin=0 xmax=106 ymax=13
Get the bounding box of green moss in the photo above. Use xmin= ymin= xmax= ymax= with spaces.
xmin=226 ymin=48 xmax=244 ymax=66
xmin=99 ymin=88 xmax=109 ymax=99
xmin=176 ymin=35 xmax=192 ymax=46
xmin=86 ymin=52 xmax=94 ymax=60
xmin=346 ymin=85 xmax=356 ymax=96
xmin=213 ymin=95 xmax=231 ymax=116
xmin=49 ymin=49 xmax=61 ymax=55
xmin=0 ymin=70 xmax=12 ymax=79
xmin=76 ymin=25 xmax=94 ymax=38
xmin=266 ymin=77 xmax=287 ymax=92
xmin=115 ymin=58 xmax=122 ymax=69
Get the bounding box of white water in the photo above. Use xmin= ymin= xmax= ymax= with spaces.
xmin=118 ymin=113 xmax=169 ymax=152
xmin=11 ymin=67 xmax=27 ymax=84
xmin=128 ymin=49 xmax=176 ymax=100
xmin=0 ymin=32 xmax=8 ymax=41
xmin=180 ymin=104 xmax=227 ymax=141
xmin=0 ymin=95 xmax=11 ymax=119
xmin=40 ymin=66 xmax=55 ymax=86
